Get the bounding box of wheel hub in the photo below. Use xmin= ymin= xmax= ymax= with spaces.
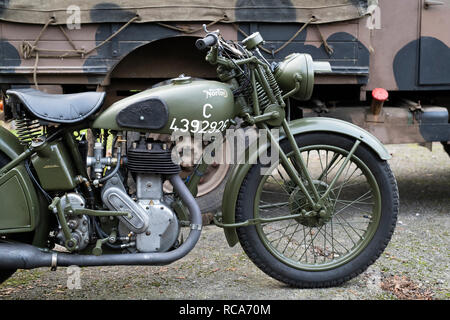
xmin=288 ymin=180 xmax=334 ymax=228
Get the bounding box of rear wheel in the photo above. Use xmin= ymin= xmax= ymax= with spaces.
xmin=0 ymin=151 xmax=17 ymax=284
xmin=236 ymin=132 xmax=398 ymax=288
xmin=0 ymin=269 xmax=16 ymax=284
xmin=0 ymin=151 xmax=34 ymax=284
xmin=441 ymin=141 xmax=450 ymax=157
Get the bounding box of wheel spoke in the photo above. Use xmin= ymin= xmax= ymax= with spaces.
xmin=317 ymin=225 xmax=349 ymax=255
xmin=269 ymin=173 xmax=292 ymax=196
xmin=259 ymin=201 xmax=290 ymax=210
xmin=281 ymin=223 xmax=300 ymax=254
xmin=332 ymin=190 xmax=372 ymax=217
xmin=268 ymin=221 xmax=298 ymax=247
xmin=297 ymin=225 xmax=325 ymax=262
xmin=332 ymin=199 xmax=373 ymax=214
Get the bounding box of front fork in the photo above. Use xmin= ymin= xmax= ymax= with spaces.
xmin=262 ymin=119 xmax=361 ymax=213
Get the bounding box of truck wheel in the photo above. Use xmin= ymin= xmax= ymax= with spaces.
xmin=0 ymin=270 xmax=16 ymax=285
xmin=163 ymin=145 xmax=231 ymax=218
xmin=194 ymin=163 xmax=231 ymax=219
xmin=152 ymin=79 xmax=231 ymax=218
xmin=181 ymin=123 xmax=253 ymax=219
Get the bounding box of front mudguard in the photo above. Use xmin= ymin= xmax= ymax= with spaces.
xmin=221 ymin=117 xmax=391 ymax=247
xmin=0 ymin=126 xmax=49 ymax=247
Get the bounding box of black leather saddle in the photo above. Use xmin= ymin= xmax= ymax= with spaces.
xmin=6 ymin=88 xmax=105 ymax=124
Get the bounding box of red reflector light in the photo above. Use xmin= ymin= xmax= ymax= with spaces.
xmin=372 ymin=88 xmax=388 ymax=101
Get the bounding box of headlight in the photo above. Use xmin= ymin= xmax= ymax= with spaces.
xmin=274 ymin=53 xmax=330 ymax=101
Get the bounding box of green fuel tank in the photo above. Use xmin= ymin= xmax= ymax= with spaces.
xmin=93 ymin=78 xmax=238 ymax=134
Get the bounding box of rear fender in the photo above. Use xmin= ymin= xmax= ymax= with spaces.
xmin=0 ymin=126 xmax=25 ymax=159
xmin=221 ymin=117 xmax=391 ymax=247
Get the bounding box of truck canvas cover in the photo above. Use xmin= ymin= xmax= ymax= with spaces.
xmin=0 ymin=0 xmax=377 ymax=25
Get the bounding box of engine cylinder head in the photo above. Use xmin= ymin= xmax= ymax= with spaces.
xmin=127 ymin=140 xmax=180 ymax=175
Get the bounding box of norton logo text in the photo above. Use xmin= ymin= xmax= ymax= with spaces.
xmin=203 ymin=88 xmax=228 ymax=99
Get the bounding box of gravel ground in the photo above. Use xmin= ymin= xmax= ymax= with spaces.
xmin=0 ymin=142 xmax=449 ymax=300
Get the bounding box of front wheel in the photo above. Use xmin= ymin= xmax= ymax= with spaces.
xmin=235 ymin=132 xmax=399 ymax=288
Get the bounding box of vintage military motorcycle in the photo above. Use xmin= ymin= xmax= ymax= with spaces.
xmin=0 ymin=26 xmax=398 ymax=288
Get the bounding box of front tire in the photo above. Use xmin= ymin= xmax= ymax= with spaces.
xmin=235 ymin=132 xmax=398 ymax=288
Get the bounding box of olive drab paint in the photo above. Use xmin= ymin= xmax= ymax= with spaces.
xmin=93 ymin=80 xmax=238 ymax=134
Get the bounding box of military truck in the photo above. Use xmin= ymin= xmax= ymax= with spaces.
xmin=0 ymin=0 xmax=449 ymax=214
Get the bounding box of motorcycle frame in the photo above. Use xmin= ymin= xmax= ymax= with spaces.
xmin=0 ymin=37 xmax=391 ymax=252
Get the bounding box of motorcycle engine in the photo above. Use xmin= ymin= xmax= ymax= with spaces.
xmin=101 ymin=138 xmax=181 ymax=253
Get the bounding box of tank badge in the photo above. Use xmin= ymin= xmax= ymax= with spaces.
xmin=203 ymin=89 xmax=228 ymax=99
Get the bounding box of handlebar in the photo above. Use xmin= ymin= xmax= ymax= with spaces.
xmin=195 ymin=34 xmax=218 ymax=50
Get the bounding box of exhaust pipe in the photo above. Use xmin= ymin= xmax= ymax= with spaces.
xmin=0 ymin=174 xmax=202 ymax=269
